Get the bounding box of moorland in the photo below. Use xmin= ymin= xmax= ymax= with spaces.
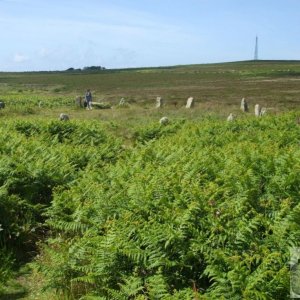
xmin=0 ymin=60 xmax=300 ymax=299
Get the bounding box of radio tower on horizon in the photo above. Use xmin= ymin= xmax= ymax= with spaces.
xmin=254 ymin=36 xmax=258 ymax=60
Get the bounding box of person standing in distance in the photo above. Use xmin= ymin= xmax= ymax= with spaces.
xmin=85 ymin=89 xmax=93 ymax=110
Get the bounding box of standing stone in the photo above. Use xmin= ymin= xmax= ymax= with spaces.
xmin=240 ymin=98 xmax=248 ymax=112
xmin=59 ymin=113 xmax=69 ymax=121
xmin=0 ymin=102 xmax=5 ymax=109
xmin=118 ymin=98 xmax=127 ymax=107
xmin=159 ymin=116 xmax=169 ymax=125
xmin=260 ymin=107 xmax=267 ymax=116
xmin=227 ymin=113 xmax=235 ymax=121
xmin=186 ymin=97 xmax=194 ymax=108
xmin=156 ymin=97 xmax=163 ymax=108
xmin=254 ymin=104 xmax=261 ymax=117
xmin=38 ymin=101 xmax=43 ymax=108
xmin=75 ymin=96 xmax=83 ymax=107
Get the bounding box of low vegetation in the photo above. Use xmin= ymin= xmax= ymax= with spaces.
xmin=0 ymin=61 xmax=300 ymax=299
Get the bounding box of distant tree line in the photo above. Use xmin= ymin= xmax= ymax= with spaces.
xmin=65 ymin=66 xmax=106 ymax=72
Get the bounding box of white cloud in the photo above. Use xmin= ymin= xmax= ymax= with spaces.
xmin=13 ymin=53 xmax=29 ymax=63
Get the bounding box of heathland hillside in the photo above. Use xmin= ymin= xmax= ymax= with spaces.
xmin=1 ymin=60 xmax=300 ymax=116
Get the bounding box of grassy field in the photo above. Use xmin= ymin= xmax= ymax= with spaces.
xmin=0 ymin=60 xmax=300 ymax=122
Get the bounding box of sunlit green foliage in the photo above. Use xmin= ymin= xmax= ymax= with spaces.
xmin=0 ymin=119 xmax=123 ymax=294
xmin=3 ymin=113 xmax=295 ymax=299
xmin=1 ymin=60 xmax=300 ymax=299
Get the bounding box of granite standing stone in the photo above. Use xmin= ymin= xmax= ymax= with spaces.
xmin=227 ymin=113 xmax=235 ymax=121
xmin=119 ymin=98 xmax=126 ymax=105
xmin=156 ymin=97 xmax=163 ymax=108
xmin=159 ymin=116 xmax=169 ymax=125
xmin=59 ymin=113 xmax=70 ymax=121
xmin=255 ymin=104 xmax=261 ymax=117
xmin=75 ymin=96 xmax=83 ymax=107
xmin=260 ymin=107 xmax=267 ymax=116
xmin=240 ymin=98 xmax=248 ymax=112
xmin=186 ymin=97 xmax=194 ymax=108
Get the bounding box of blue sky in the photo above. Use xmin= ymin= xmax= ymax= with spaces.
xmin=0 ymin=0 xmax=300 ymax=71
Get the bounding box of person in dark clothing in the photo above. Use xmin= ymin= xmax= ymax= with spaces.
xmin=85 ymin=89 xmax=93 ymax=110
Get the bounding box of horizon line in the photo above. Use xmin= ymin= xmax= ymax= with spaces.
xmin=1 ymin=59 xmax=300 ymax=73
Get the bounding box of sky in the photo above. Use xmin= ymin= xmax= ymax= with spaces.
xmin=0 ymin=0 xmax=300 ymax=71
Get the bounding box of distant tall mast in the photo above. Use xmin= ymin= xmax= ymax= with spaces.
xmin=254 ymin=36 xmax=258 ymax=60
